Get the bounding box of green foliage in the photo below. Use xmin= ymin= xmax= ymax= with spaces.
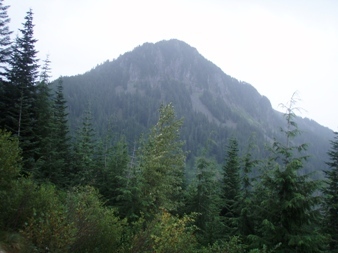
xmin=322 ymin=131 xmax=338 ymax=252
xmin=249 ymin=95 xmax=325 ymax=253
xmin=96 ymin=135 xmax=130 ymax=207
xmin=237 ymin=137 xmax=258 ymax=243
xmin=0 ymin=130 xmax=23 ymax=233
xmin=0 ymin=0 xmax=12 ymax=79
xmin=185 ymin=155 xmax=223 ymax=245
xmin=5 ymin=9 xmax=39 ymax=172
xmin=0 ymin=232 xmax=28 ymax=253
xmin=130 ymin=210 xmax=198 ymax=253
xmin=138 ymin=103 xmax=186 ymax=215
xmin=20 ymin=184 xmax=76 ymax=253
xmin=200 ymin=236 xmax=246 ymax=253
xmin=0 ymin=129 xmax=21 ymax=188
xmin=51 ymin=77 xmax=72 ymax=186
xmin=65 ymin=186 xmax=128 ymax=253
xmin=221 ymin=138 xmax=241 ymax=238
xmin=72 ymin=106 xmax=97 ymax=185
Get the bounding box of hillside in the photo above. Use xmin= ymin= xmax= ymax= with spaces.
xmin=58 ymin=39 xmax=333 ymax=175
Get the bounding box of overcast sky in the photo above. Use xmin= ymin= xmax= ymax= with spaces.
xmin=8 ymin=0 xmax=338 ymax=131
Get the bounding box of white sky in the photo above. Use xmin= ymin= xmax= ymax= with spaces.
xmin=8 ymin=0 xmax=338 ymax=131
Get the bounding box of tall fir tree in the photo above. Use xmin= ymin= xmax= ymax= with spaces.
xmin=34 ymin=75 xmax=71 ymax=186
xmin=50 ymin=77 xmax=72 ymax=186
xmin=221 ymin=137 xmax=242 ymax=238
xmin=185 ymin=154 xmax=223 ymax=245
xmin=4 ymin=9 xmax=39 ymax=172
xmin=96 ymin=134 xmax=130 ymax=207
xmin=323 ymin=131 xmax=338 ymax=252
xmin=34 ymin=57 xmax=53 ymax=176
xmin=116 ymin=142 xmax=143 ymax=220
xmin=138 ymin=103 xmax=186 ymax=217
xmin=238 ymin=137 xmax=257 ymax=242
xmin=0 ymin=0 xmax=12 ymax=121
xmin=250 ymin=95 xmax=325 ymax=253
xmin=34 ymin=57 xmax=67 ymax=185
xmin=0 ymin=0 xmax=12 ymax=79
xmin=72 ymin=105 xmax=97 ymax=185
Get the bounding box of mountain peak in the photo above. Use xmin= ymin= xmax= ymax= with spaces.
xmin=60 ymin=39 xmax=333 ymax=171
xmin=140 ymin=39 xmax=199 ymax=54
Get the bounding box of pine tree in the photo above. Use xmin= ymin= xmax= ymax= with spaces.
xmin=0 ymin=0 xmax=12 ymax=125
xmin=0 ymin=0 xmax=12 ymax=79
xmin=34 ymin=57 xmax=53 ymax=177
xmin=323 ymin=131 xmax=338 ymax=252
xmin=96 ymin=135 xmax=130 ymax=206
xmin=221 ymin=137 xmax=241 ymax=238
xmin=250 ymin=95 xmax=324 ymax=252
xmin=116 ymin=143 xmax=142 ymax=220
xmin=238 ymin=137 xmax=257 ymax=242
xmin=185 ymin=155 xmax=223 ymax=245
xmin=4 ymin=9 xmax=39 ymax=172
xmin=72 ymin=105 xmax=97 ymax=185
xmin=34 ymin=57 xmax=66 ymax=185
xmin=35 ymin=76 xmax=71 ymax=187
xmin=50 ymin=77 xmax=72 ymax=186
xmin=138 ymin=103 xmax=186 ymax=216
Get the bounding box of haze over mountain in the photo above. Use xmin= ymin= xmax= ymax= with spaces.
xmin=58 ymin=39 xmax=333 ymax=176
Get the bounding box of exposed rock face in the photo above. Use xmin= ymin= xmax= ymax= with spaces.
xmin=110 ymin=39 xmax=277 ymax=129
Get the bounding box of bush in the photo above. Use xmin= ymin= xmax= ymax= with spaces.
xmin=130 ymin=210 xmax=199 ymax=253
xmin=20 ymin=184 xmax=76 ymax=253
xmin=66 ymin=186 xmax=127 ymax=253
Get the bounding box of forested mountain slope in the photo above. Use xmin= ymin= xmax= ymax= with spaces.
xmin=58 ymin=39 xmax=333 ymax=175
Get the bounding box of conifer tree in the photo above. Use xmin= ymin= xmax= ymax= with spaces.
xmin=116 ymin=158 xmax=142 ymax=220
xmin=96 ymin=135 xmax=130 ymax=206
xmin=138 ymin=103 xmax=186 ymax=216
xmin=238 ymin=137 xmax=257 ymax=242
xmin=323 ymin=131 xmax=338 ymax=252
xmin=0 ymin=0 xmax=12 ymax=79
xmin=250 ymin=95 xmax=324 ymax=252
xmin=73 ymin=105 xmax=97 ymax=185
xmin=4 ymin=9 xmax=39 ymax=172
xmin=185 ymin=155 xmax=223 ymax=245
xmin=51 ymin=77 xmax=72 ymax=186
xmin=221 ymin=137 xmax=241 ymax=238
xmin=34 ymin=56 xmax=55 ymax=181
xmin=34 ymin=57 xmax=70 ymax=186
xmin=0 ymin=0 xmax=11 ymax=128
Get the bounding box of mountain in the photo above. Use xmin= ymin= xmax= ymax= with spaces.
xmin=58 ymin=39 xmax=333 ymax=176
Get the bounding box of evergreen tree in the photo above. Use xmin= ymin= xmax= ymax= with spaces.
xmin=238 ymin=137 xmax=257 ymax=243
xmin=250 ymin=95 xmax=324 ymax=252
xmin=96 ymin=135 xmax=130 ymax=207
xmin=34 ymin=76 xmax=71 ymax=187
xmin=117 ymin=164 xmax=142 ymax=220
xmin=323 ymin=131 xmax=338 ymax=252
xmin=72 ymin=105 xmax=97 ymax=185
xmin=0 ymin=0 xmax=12 ymax=122
xmin=185 ymin=155 xmax=223 ymax=245
xmin=138 ymin=103 xmax=186 ymax=216
xmin=35 ymin=57 xmax=53 ymax=165
xmin=4 ymin=9 xmax=39 ymax=172
xmin=0 ymin=0 xmax=12 ymax=79
xmin=221 ymin=137 xmax=241 ymax=238
xmin=116 ymin=143 xmax=143 ymax=220
xmin=51 ymin=77 xmax=72 ymax=186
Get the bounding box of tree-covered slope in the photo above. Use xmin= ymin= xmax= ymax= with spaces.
xmin=57 ymin=39 xmax=333 ymax=174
